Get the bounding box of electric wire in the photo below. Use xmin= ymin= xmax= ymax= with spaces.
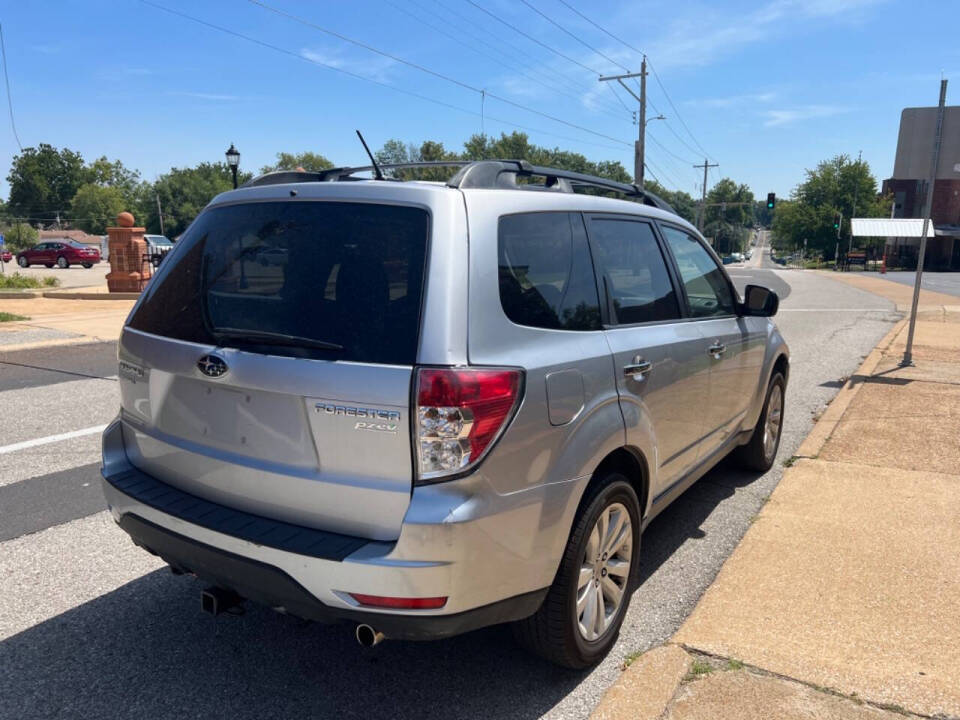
xmin=383 ymin=0 xmax=628 ymax=122
xmin=243 ymin=0 xmax=630 ymax=146
xmin=555 ymin=0 xmax=715 ymax=162
xmin=0 ymin=23 xmax=23 ymax=152
xmin=517 ymin=0 xmax=630 ymax=73
xmin=426 ymin=0 xmax=621 ymax=110
xmin=462 ymin=0 xmax=604 ymax=77
xmin=139 ymin=1 xmax=632 ymax=152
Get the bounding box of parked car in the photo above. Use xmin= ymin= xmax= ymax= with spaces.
xmin=0 ymin=249 xmax=12 ymax=263
xmin=144 ymin=234 xmax=175 ymax=268
xmin=101 ymin=161 xmax=788 ymax=668
xmin=17 ymin=240 xmax=101 ymax=268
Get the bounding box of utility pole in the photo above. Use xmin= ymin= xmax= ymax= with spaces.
xmin=902 ymin=77 xmax=948 ymax=367
xmin=694 ymin=158 xmax=719 ymax=232
xmin=599 ymin=58 xmax=648 ymax=188
xmin=156 ymin=194 xmax=165 ymax=236
xmin=849 ymin=149 xmax=862 ymax=257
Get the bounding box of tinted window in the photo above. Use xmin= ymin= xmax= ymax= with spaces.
xmin=128 ymin=201 xmax=429 ymax=364
xmin=588 ymin=218 xmax=680 ymax=325
xmin=498 ymin=212 xmax=601 ymax=331
xmin=659 ymin=225 xmax=735 ymax=318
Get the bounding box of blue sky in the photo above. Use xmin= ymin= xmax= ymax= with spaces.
xmin=1 ymin=0 xmax=957 ymax=201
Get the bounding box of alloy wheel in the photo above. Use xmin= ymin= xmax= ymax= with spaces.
xmin=576 ymin=502 xmax=632 ymax=641
xmin=763 ymin=384 xmax=783 ymax=460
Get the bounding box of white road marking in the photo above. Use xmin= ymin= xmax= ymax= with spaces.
xmin=0 ymin=425 xmax=107 ymax=455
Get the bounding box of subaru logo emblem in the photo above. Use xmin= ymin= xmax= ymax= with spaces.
xmin=197 ymin=354 xmax=228 ymax=378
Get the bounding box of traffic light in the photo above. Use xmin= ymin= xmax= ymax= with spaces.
xmin=766 ymin=192 xmax=775 ymax=209
xmin=833 ymin=213 xmax=841 ymax=230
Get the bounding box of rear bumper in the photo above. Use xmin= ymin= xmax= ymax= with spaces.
xmin=101 ymin=419 xmax=579 ymax=639
xmin=114 ymin=512 xmax=545 ymax=640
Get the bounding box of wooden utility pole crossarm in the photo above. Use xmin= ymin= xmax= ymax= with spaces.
xmin=599 ymin=59 xmax=647 ymax=188
xmin=694 ymin=158 xmax=719 ymax=232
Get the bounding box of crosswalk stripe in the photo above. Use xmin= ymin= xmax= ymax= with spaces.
xmin=0 ymin=425 xmax=107 ymax=455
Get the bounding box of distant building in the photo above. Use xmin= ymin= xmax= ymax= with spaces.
xmin=881 ymin=105 xmax=960 ymax=270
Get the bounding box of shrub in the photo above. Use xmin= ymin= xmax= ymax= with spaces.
xmin=0 ymin=272 xmax=61 ymax=289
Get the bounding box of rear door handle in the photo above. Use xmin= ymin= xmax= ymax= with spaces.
xmin=707 ymin=341 xmax=726 ymax=359
xmin=623 ymin=357 xmax=652 ymax=379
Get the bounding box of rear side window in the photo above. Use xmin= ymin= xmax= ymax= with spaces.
xmin=128 ymin=201 xmax=429 ymax=364
xmin=498 ymin=212 xmax=601 ymax=331
xmin=587 ymin=218 xmax=680 ymax=325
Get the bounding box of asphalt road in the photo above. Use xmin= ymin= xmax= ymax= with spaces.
xmin=0 ymin=253 xmax=900 ymax=720
xmin=878 ymin=270 xmax=960 ymax=298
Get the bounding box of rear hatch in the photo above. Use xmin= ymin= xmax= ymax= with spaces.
xmin=118 ymin=199 xmax=429 ymax=541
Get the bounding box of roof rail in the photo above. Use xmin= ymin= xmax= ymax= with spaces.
xmin=243 ymin=161 xmax=471 ymax=188
xmin=242 ymin=159 xmax=676 ymax=214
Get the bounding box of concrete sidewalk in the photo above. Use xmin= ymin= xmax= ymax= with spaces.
xmin=0 ymin=294 xmax=134 ymax=350
xmin=593 ymin=276 xmax=960 ymax=719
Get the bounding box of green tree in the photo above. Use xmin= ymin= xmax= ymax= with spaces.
xmin=70 ymin=184 xmax=127 ymax=234
xmin=6 ymin=144 xmax=86 ymax=222
xmin=645 ymin=181 xmax=697 ymax=224
xmin=703 ymin=178 xmax=755 ymax=253
xmin=260 ymin=151 xmax=334 ymax=174
xmin=146 ymin=162 xmax=251 ymax=237
xmin=773 ymin=154 xmax=890 ymax=260
xmin=1 ymin=222 xmax=38 ymax=252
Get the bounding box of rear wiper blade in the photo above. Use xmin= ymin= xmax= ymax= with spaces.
xmin=211 ymin=328 xmax=344 ymax=351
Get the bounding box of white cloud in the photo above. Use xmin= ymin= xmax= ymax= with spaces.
xmin=168 ymin=91 xmax=244 ymax=102
xmin=762 ymin=104 xmax=849 ymax=126
xmin=299 ymin=47 xmax=396 ymax=83
xmin=644 ymin=0 xmax=887 ymax=70
xmin=689 ymin=92 xmax=777 ymax=108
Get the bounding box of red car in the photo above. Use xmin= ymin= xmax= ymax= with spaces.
xmin=0 ymin=249 xmax=12 ymax=263
xmin=17 ymin=241 xmax=101 ymax=269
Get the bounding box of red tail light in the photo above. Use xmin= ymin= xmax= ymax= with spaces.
xmin=349 ymin=593 xmax=448 ymax=610
xmin=415 ymin=367 xmax=523 ymax=483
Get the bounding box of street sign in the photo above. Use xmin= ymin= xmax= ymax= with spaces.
xmin=0 ymin=233 xmax=5 ymax=245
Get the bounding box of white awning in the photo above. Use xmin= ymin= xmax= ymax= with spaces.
xmin=851 ymin=218 xmax=936 ymax=237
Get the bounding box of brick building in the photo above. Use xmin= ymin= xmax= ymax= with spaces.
xmin=882 ymin=105 xmax=960 ymax=270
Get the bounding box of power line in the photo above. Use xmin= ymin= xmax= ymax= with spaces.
xmin=0 ymin=23 xmax=23 ymax=152
xmin=463 ymin=0 xmax=604 ymax=77
xmin=554 ymin=0 xmax=715 ymax=162
xmin=646 ymin=131 xmax=697 ymax=164
xmin=426 ymin=0 xmax=623 ymax=113
xmin=647 ymin=59 xmax=715 ymax=163
xmin=517 ymin=0 xmax=630 ymax=73
xmin=243 ymin=0 xmax=630 ymax=146
xmin=383 ymin=0 xmax=628 ymax=122
xmin=139 ymin=1 xmax=631 ymax=152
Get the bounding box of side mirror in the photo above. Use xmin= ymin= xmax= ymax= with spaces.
xmin=740 ymin=284 xmax=779 ymax=317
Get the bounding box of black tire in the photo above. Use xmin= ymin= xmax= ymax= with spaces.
xmin=17 ymin=256 xmax=28 ymax=268
xmin=44 ymin=263 xmax=54 ymax=268
xmin=56 ymin=256 xmax=69 ymax=269
xmin=512 ymin=472 xmax=641 ymax=668
xmin=82 ymin=263 xmax=93 ymax=269
xmin=734 ymin=372 xmax=786 ymax=472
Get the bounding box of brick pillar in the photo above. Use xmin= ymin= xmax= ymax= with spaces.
xmin=106 ymin=211 xmax=150 ymax=292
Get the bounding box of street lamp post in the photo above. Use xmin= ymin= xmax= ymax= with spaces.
xmin=225 ymin=143 xmax=240 ymax=189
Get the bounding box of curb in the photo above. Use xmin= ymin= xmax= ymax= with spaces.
xmin=591 ymin=315 xmax=913 ymax=718
xmin=41 ymin=290 xmax=141 ymax=300
xmin=590 ymin=645 xmax=691 ymax=720
xmin=794 ymin=317 xmax=906 ymax=459
xmin=0 ymin=336 xmax=109 ymax=353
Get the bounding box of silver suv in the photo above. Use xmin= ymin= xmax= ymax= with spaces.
xmin=102 ymin=160 xmax=788 ymax=668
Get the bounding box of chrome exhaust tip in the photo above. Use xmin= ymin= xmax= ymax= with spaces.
xmin=355 ymin=624 xmax=385 ymax=647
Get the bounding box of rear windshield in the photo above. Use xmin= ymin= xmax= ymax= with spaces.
xmin=128 ymin=201 xmax=429 ymax=364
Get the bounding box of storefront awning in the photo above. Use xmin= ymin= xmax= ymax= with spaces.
xmin=851 ymin=218 xmax=936 ymax=237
